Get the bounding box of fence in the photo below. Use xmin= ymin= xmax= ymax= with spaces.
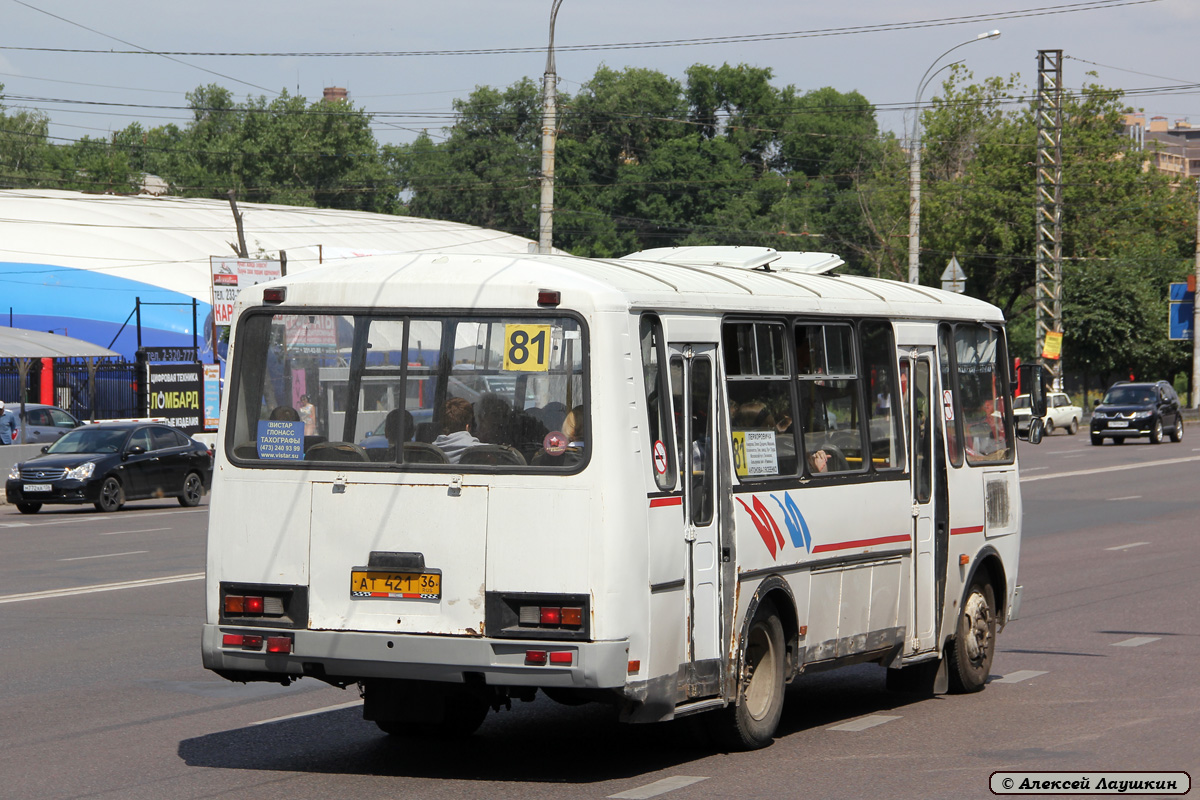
xmin=0 ymin=358 xmax=138 ymax=420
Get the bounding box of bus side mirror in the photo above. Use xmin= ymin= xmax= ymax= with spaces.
xmin=1015 ymin=364 xmax=1047 ymax=444
xmin=1026 ymin=416 xmax=1044 ymax=445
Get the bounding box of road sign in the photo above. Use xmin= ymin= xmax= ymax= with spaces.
xmin=1170 ymin=301 xmax=1194 ymax=341
xmin=1169 ymin=282 xmax=1194 ymax=341
xmin=940 ymin=256 xmax=966 ymax=293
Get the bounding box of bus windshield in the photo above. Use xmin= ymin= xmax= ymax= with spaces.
xmin=226 ymin=311 xmax=587 ymax=470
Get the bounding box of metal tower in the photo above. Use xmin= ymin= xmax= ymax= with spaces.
xmin=1035 ymin=50 xmax=1064 ymax=386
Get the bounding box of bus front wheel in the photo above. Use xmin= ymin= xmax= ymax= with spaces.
xmin=947 ymin=579 xmax=996 ymax=693
xmin=710 ymin=600 xmax=786 ymax=750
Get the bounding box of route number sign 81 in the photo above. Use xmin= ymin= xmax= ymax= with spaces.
xmin=503 ymin=324 xmax=552 ymax=371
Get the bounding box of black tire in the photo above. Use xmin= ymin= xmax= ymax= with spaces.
xmin=947 ymin=580 xmax=996 ymax=693
xmin=1169 ymin=416 xmax=1184 ymax=443
xmin=1090 ymin=434 xmax=1104 ymax=446
xmin=709 ymin=600 xmax=786 ymax=750
xmin=16 ymin=502 xmax=41 ymax=514
xmin=1067 ymin=418 xmax=1078 ymax=435
xmin=178 ymin=472 xmax=204 ymax=507
xmin=1150 ymin=419 xmax=1163 ymax=444
xmin=94 ymin=476 xmax=124 ymax=512
xmin=1044 ymin=418 xmax=1054 ymax=435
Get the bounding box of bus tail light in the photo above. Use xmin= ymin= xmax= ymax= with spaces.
xmin=223 ymin=633 xmax=263 ymax=650
xmin=486 ymin=592 xmax=590 ymax=640
xmin=525 ymin=650 xmax=573 ymax=665
xmin=219 ymin=583 xmax=307 ymax=627
xmin=266 ymin=636 xmax=293 ymax=654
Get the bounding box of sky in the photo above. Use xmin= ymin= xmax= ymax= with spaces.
xmin=1 ymin=0 xmax=1197 ymax=148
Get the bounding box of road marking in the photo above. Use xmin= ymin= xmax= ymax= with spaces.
xmin=252 ymin=700 xmax=362 ymax=726
xmin=98 ymin=527 xmax=172 ymax=536
xmin=59 ymin=550 xmax=148 ymax=561
xmin=829 ymin=714 xmax=901 ymax=732
xmin=1105 ymin=541 xmax=1149 ymax=551
xmin=1106 ymin=495 xmax=1142 ymax=501
xmin=609 ymin=777 xmax=709 ymax=799
xmin=1020 ymin=454 xmax=1200 ymax=483
xmin=993 ymin=670 xmax=1048 ymax=683
xmin=1112 ymin=636 xmax=1160 ymax=647
xmin=0 ymin=572 xmax=203 ymax=604
xmin=1022 ymin=466 xmax=1049 ymax=472
xmin=0 ymin=509 xmax=205 ymax=528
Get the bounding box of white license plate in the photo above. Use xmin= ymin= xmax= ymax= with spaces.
xmin=1108 ymin=421 xmax=1129 ymax=428
xmin=23 ymin=483 xmax=52 ymax=492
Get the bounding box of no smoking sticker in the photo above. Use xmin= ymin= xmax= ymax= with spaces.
xmin=653 ymin=440 xmax=668 ymax=475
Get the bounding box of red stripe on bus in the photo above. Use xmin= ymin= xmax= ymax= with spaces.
xmin=951 ymin=525 xmax=984 ymax=536
xmin=811 ymin=534 xmax=910 ymax=554
xmin=649 ymin=496 xmax=683 ymax=508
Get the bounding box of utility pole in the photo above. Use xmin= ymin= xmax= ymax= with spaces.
xmin=538 ymin=0 xmax=564 ymax=255
xmin=907 ymin=31 xmax=1000 ymax=284
xmin=1192 ymin=178 xmax=1200 ymax=407
xmin=1035 ymin=50 xmax=1064 ymax=389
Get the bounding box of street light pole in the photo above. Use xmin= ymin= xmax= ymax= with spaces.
xmin=908 ymin=30 xmax=1001 ymax=284
xmin=538 ymin=0 xmax=565 ymax=255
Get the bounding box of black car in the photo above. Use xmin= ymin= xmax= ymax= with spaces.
xmin=6 ymin=422 xmax=213 ymax=513
xmin=1090 ymin=380 xmax=1184 ymax=445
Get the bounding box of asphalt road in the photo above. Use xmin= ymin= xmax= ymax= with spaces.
xmin=1 ymin=431 xmax=1197 ymax=800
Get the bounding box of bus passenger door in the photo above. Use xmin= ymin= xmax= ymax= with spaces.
xmin=903 ymin=350 xmax=939 ymax=655
xmin=669 ymin=344 xmax=722 ymax=696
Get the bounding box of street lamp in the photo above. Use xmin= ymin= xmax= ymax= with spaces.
xmin=907 ymin=30 xmax=1000 ymax=284
xmin=538 ymin=0 xmax=565 ymax=255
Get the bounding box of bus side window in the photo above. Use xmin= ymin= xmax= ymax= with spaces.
xmin=640 ymin=314 xmax=676 ymax=490
xmin=861 ymin=321 xmax=903 ymax=470
xmin=723 ymin=321 xmax=797 ymax=479
xmin=795 ymin=323 xmax=866 ymax=474
xmin=938 ymin=325 xmax=964 ymax=467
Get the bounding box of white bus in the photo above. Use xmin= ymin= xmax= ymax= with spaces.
xmin=202 ymin=246 xmax=1045 ymax=749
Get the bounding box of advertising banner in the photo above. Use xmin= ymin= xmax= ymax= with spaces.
xmin=210 ymin=257 xmax=282 ymax=331
xmin=148 ymin=364 xmax=204 ymax=434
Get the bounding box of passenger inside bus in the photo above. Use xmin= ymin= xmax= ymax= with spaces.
xmin=432 ymin=397 xmax=481 ymax=463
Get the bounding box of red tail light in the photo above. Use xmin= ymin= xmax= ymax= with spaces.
xmin=266 ymin=636 xmax=292 ymax=654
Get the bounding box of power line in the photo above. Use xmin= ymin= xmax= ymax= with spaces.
xmin=0 ymin=0 xmax=1162 ymax=58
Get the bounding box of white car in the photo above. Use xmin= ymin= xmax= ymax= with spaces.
xmin=1014 ymin=391 xmax=1082 ymax=435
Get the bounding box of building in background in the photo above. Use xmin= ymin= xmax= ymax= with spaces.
xmin=0 ymin=189 xmax=542 ymax=363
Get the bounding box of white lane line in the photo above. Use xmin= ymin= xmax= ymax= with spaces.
xmin=993 ymin=670 xmax=1048 ymax=684
xmin=59 ymin=550 xmax=148 ymax=562
xmin=0 ymin=509 xmax=204 ymax=528
xmin=0 ymin=572 xmax=203 ymax=604
xmin=1106 ymin=495 xmax=1142 ymax=501
xmin=98 ymin=527 xmax=172 ymax=536
xmin=609 ymin=776 xmax=709 ymax=800
xmin=1112 ymin=637 xmax=1160 ymax=647
xmin=1106 ymin=541 xmax=1149 ymax=551
xmin=1022 ymin=466 xmax=1049 ymax=472
xmin=252 ymin=700 xmax=362 ymax=726
xmin=1021 ymin=455 xmax=1200 ymax=483
xmin=829 ymin=714 xmax=901 ymax=732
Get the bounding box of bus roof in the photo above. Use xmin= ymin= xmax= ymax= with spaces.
xmin=242 ymin=247 xmax=1006 ymax=324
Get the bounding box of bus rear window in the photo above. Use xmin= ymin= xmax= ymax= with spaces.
xmin=226 ymin=312 xmax=587 ymax=470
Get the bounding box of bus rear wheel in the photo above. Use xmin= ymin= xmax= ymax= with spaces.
xmin=947 ymin=579 xmax=996 ymax=693
xmin=710 ymin=600 xmax=785 ymax=750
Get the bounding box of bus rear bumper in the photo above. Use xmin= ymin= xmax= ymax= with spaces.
xmin=201 ymin=624 xmax=630 ymax=689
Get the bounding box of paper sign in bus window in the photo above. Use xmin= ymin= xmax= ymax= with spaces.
xmin=503 ymin=324 xmax=552 ymax=371
xmin=732 ymin=430 xmax=780 ymax=477
xmin=257 ymin=419 xmax=304 ymax=459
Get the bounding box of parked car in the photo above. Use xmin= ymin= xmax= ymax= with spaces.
xmin=1090 ymin=380 xmax=1184 ymax=445
xmin=5 ymin=421 xmax=213 ymax=514
xmin=6 ymin=402 xmax=83 ymax=444
xmin=1014 ymin=391 xmax=1082 ymax=435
